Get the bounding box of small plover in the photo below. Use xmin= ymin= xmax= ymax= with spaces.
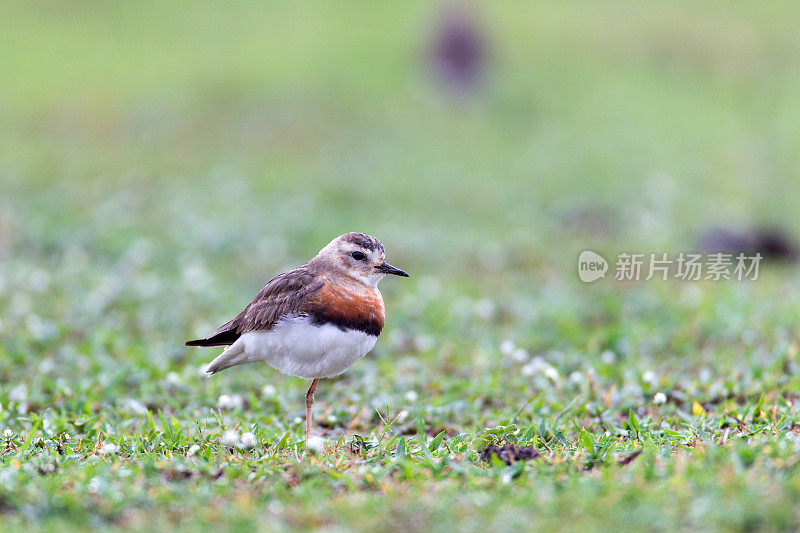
xmin=185 ymin=232 xmax=409 ymax=441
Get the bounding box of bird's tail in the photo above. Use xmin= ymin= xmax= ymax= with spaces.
xmin=205 ymin=340 xmax=256 ymax=375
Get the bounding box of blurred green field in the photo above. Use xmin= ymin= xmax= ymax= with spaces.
xmin=3 ymin=1 xmax=800 ymax=531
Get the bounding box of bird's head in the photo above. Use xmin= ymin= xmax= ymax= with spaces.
xmin=313 ymin=232 xmax=409 ymax=286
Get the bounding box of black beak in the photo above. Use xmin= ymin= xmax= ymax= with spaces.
xmin=376 ymin=262 xmax=409 ymax=277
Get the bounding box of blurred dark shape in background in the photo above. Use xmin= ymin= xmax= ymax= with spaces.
xmin=697 ymin=226 xmax=799 ymax=263
xmin=428 ymin=3 xmax=487 ymax=96
xmin=557 ymin=204 xmax=619 ymax=238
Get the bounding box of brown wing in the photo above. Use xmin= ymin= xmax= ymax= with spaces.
xmin=185 ymin=266 xmax=324 ymax=347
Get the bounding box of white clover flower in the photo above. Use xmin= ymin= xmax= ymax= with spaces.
xmin=187 ymin=444 xmax=201 ymax=456
xmin=405 ymin=390 xmax=419 ymax=402
xmin=221 ymin=430 xmax=240 ymax=447
xmin=500 ymin=340 xmax=516 ymax=355
xmin=601 ymin=350 xmax=616 ymax=364
xmin=124 ymin=399 xmax=147 ymax=416
xmin=680 ymin=284 xmax=703 ymax=308
xmin=306 ymin=435 xmax=326 ymax=454
xmin=99 ymin=443 xmax=119 ymax=455
xmin=261 ymin=384 xmax=277 ymax=397
xmin=29 ymin=269 xmax=51 ymax=293
xmin=474 ymin=299 xmax=496 ymax=320
xmin=544 ymin=367 xmax=560 ymax=381
xmin=521 ymin=356 xmax=548 ymax=377
xmin=511 ymin=348 xmax=529 ymax=363
xmin=217 ymin=394 xmax=243 ymax=410
xmin=414 ymin=335 xmax=434 ymax=352
xmin=38 ymin=358 xmax=55 ymax=373
xmin=87 ymin=477 xmax=104 ymax=494
xmin=653 ymin=392 xmax=667 ymax=404
xmin=26 ymin=314 xmax=56 ymax=341
xmin=642 ymin=371 xmax=657 ymax=384
xmin=569 ymin=371 xmax=583 ymax=383
xmin=396 ymin=410 xmax=409 ymax=423
xmin=181 ymin=263 xmax=211 ymax=293
xmin=3 ymin=428 xmax=12 ymax=438
xmin=166 ymin=372 xmax=181 ymax=385
xmin=240 ymin=432 xmax=257 ymax=450
xmin=8 ymin=384 xmax=27 ymax=403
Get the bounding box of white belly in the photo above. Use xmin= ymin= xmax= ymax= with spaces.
xmin=238 ymin=315 xmax=378 ymax=379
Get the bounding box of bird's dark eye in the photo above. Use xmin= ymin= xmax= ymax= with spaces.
xmin=351 ymin=251 xmax=366 ymax=261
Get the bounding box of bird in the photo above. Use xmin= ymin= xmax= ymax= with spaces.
xmin=185 ymin=232 xmax=409 ymax=442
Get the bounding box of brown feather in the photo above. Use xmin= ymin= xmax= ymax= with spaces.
xmin=184 ymin=266 xmax=324 ymax=346
xmin=306 ymin=281 xmax=385 ymax=336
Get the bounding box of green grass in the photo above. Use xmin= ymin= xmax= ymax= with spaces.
xmin=3 ymin=1 xmax=800 ymax=530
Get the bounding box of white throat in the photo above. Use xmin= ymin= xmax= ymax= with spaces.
xmin=351 ymin=271 xmax=385 ymax=287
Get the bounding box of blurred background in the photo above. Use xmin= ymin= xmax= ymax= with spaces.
xmin=5 ymin=1 xmax=800 ymax=259
xmin=2 ymin=0 xmax=800 ymax=406
xmin=6 ymin=4 xmax=800 ymax=527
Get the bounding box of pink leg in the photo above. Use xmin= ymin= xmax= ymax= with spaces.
xmin=305 ymin=378 xmax=319 ymax=442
